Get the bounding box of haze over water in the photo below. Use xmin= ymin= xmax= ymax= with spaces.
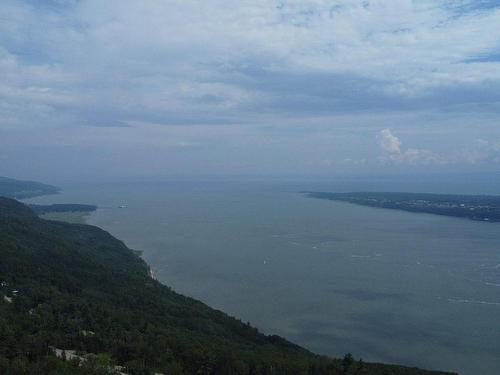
xmin=28 ymin=176 xmax=500 ymax=375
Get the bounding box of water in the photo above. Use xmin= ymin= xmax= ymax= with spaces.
xmin=27 ymin=178 xmax=500 ymax=375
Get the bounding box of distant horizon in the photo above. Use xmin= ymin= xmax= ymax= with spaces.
xmin=5 ymin=169 xmax=500 ymax=182
xmin=7 ymin=171 xmax=500 ymax=196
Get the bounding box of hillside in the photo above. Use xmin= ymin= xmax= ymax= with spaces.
xmin=0 ymin=176 xmax=60 ymax=199
xmin=0 ymin=197 xmax=456 ymax=375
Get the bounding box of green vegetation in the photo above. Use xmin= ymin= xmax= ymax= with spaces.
xmin=29 ymin=204 xmax=97 ymax=215
xmin=0 ymin=197 xmax=456 ymax=374
xmin=30 ymin=204 xmax=98 ymax=224
xmin=306 ymin=191 xmax=500 ymax=222
xmin=0 ymin=176 xmax=60 ymax=199
xmin=39 ymin=211 xmax=92 ymax=224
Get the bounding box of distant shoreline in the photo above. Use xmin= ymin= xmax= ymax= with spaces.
xmin=0 ymin=176 xmax=60 ymax=199
xmin=39 ymin=211 xmax=93 ymax=224
xmin=29 ymin=204 xmax=97 ymax=224
xmin=305 ymin=191 xmax=500 ymax=223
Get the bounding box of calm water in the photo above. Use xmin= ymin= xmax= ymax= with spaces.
xmin=27 ymin=178 xmax=500 ymax=375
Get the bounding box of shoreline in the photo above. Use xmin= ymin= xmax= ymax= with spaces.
xmin=39 ymin=211 xmax=93 ymax=224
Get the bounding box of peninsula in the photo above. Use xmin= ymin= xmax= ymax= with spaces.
xmin=0 ymin=176 xmax=60 ymax=199
xmin=305 ymin=191 xmax=500 ymax=222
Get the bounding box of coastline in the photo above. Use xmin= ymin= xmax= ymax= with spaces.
xmin=5 ymin=180 xmax=499 ymax=374
xmin=39 ymin=211 xmax=93 ymax=224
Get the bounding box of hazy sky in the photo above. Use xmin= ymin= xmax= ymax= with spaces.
xmin=1 ymin=0 xmax=500 ymax=181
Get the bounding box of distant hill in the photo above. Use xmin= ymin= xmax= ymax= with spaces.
xmin=0 ymin=176 xmax=60 ymax=199
xmin=0 ymin=197 xmax=456 ymax=374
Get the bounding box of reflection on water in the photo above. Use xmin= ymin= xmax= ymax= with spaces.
xmin=28 ymin=179 xmax=500 ymax=375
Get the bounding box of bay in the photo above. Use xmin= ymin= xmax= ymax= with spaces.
xmin=27 ymin=178 xmax=500 ymax=375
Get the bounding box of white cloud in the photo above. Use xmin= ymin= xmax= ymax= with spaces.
xmin=400 ymin=148 xmax=445 ymax=165
xmin=2 ymin=1 xmax=500 ymax=177
xmin=378 ymin=128 xmax=401 ymax=153
xmin=377 ymin=129 xmax=500 ymax=167
xmin=460 ymin=139 xmax=500 ymax=164
xmin=377 ymin=128 xmax=445 ymax=165
xmin=1 ymin=0 xmax=500 ymax=131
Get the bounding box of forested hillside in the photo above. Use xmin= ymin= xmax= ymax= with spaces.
xmin=0 ymin=197 xmax=456 ymax=375
xmin=0 ymin=176 xmax=60 ymax=199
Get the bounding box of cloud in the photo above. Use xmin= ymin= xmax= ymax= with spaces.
xmin=399 ymin=148 xmax=445 ymax=165
xmin=1 ymin=0 xmax=500 ymax=131
xmin=377 ymin=129 xmax=500 ymax=167
xmin=378 ymin=129 xmax=401 ymax=153
xmin=460 ymin=139 xmax=500 ymax=164
xmin=2 ymin=1 xmax=500 ymax=177
xmin=377 ymin=129 xmax=445 ymax=165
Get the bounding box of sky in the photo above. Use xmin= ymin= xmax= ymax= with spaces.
xmin=1 ymin=0 xmax=500 ymax=181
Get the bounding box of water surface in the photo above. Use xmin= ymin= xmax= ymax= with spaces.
xmin=28 ymin=179 xmax=500 ymax=375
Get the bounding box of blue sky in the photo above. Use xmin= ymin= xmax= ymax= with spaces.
xmin=1 ymin=0 xmax=500 ymax=180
